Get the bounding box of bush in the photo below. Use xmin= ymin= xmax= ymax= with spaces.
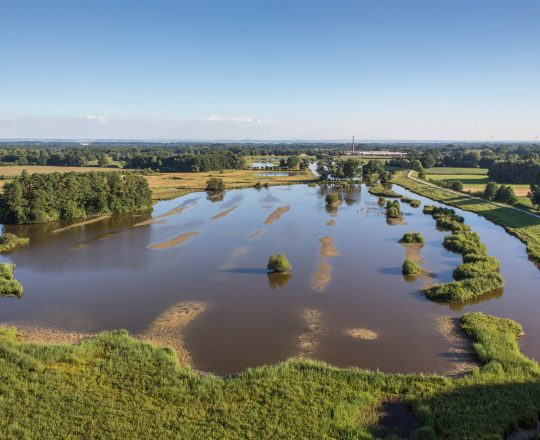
xmin=385 ymin=200 xmax=402 ymax=218
xmin=400 ymin=232 xmax=424 ymax=244
xmin=325 ymin=193 xmax=340 ymax=205
xmin=267 ymin=253 xmax=292 ymax=273
xmin=453 ymin=258 xmax=500 ymax=281
xmin=402 ymin=259 xmax=421 ymax=275
xmin=0 ymin=263 xmax=23 ymax=297
xmin=206 ymin=177 xmax=225 ymax=192
xmin=377 ymin=197 xmax=385 ymax=205
xmin=254 ymin=182 xmax=263 ymax=189
xmin=410 ymin=199 xmax=421 ymax=208
xmin=425 ymin=274 xmax=504 ymax=302
xmin=0 ymin=233 xmax=29 ymax=252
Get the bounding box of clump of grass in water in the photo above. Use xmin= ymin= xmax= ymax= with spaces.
xmin=0 ymin=263 xmax=23 ymax=297
xmin=422 ymin=206 xmax=504 ymax=302
xmin=0 ymin=233 xmax=29 ymax=252
xmin=399 ymin=232 xmax=424 ymax=244
xmin=402 ymin=259 xmax=421 ymax=275
xmin=267 ymin=253 xmax=292 ymax=273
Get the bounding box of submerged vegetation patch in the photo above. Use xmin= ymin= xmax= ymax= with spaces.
xmin=149 ymin=231 xmax=200 ymax=249
xmin=263 ymin=205 xmax=291 ymax=224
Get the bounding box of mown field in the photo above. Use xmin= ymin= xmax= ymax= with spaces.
xmin=0 ymin=165 xmax=315 ymax=201
xmin=394 ymin=171 xmax=540 ymax=264
xmin=1 ymin=312 xmax=539 ymax=439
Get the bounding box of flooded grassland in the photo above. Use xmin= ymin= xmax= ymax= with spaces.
xmin=1 ymin=184 xmax=539 ymax=375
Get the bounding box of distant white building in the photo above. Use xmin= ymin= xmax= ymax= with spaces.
xmin=344 ymin=150 xmax=407 ymax=157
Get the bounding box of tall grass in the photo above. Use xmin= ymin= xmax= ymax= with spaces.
xmin=0 ymin=311 xmax=539 ymax=439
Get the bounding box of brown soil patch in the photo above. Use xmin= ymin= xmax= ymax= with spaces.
xmin=248 ymin=229 xmax=265 ymax=240
xmin=437 ymin=316 xmax=478 ymax=377
xmin=326 ymin=219 xmax=336 ymax=226
xmin=298 ymin=309 xmax=324 ymax=358
xmin=149 ymin=231 xmax=199 ymax=249
xmin=312 ymin=261 xmax=332 ymax=292
xmin=221 ymin=245 xmax=250 ymax=269
xmin=319 ymin=237 xmax=339 ymax=258
xmin=211 ymin=204 xmax=239 ymax=220
xmin=263 ymin=205 xmax=291 ymax=224
xmin=139 ymin=301 xmax=206 ymax=366
xmin=52 ymin=215 xmax=110 ymax=233
xmin=343 ymin=328 xmax=378 ymax=340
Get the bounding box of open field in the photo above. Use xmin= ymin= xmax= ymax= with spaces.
xmin=0 ymin=165 xmax=316 ymax=201
xmin=394 ymin=171 xmax=540 ymax=263
xmin=425 ymin=167 xmax=531 ymax=196
xmin=1 ymin=312 xmax=539 ymax=439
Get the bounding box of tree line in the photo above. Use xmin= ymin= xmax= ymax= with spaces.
xmin=0 ymin=171 xmax=152 ymax=224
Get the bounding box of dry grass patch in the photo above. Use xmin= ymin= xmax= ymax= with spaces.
xmin=52 ymin=215 xmax=110 ymax=233
xmin=312 ymin=261 xmax=332 ymax=292
xmin=248 ymin=229 xmax=265 ymax=240
xmin=437 ymin=315 xmax=478 ymax=376
xmin=319 ymin=237 xmax=339 ymax=258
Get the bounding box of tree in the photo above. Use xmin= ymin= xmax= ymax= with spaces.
xmin=483 ymin=182 xmax=499 ymax=201
xmin=206 ymin=177 xmax=225 ymax=192
xmin=494 ymin=185 xmax=518 ymax=205
xmin=528 ymin=183 xmax=540 ymax=209
xmin=97 ymin=156 xmax=110 ymax=167
xmin=342 ymin=159 xmax=362 ymax=180
xmin=267 ymin=253 xmax=292 ymax=273
xmin=286 ymin=155 xmax=301 ymax=170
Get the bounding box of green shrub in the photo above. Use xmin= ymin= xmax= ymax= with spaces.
xmin=0 ymin=233 xmax=29 ymax=252
xmin=267 ymin=253 xmax=292 ymax=273
xmin=425 ymin=273 xmax=504 ymax=302
xmin=325 ymin=193 xmax=340 ymax=205
xmin=453 ymin=258 xmax=500 ymax=281
xmin=402 ymin=259 xmax=421 ymax=275
xmin=206 ymin=177 xmax=225 ymax=192
xmin=385 ymin=200 xmax=402 ymax=218
xmin=0 ymin=263 xmax=23 ymax=297
xmin=400 ymin=232 xmax=424 ymax=244
xmin=410 ymin=199 xmax=421 ymax=208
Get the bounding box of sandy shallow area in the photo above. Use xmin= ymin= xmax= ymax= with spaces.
xmin=0 ymin=323 xmax=93 ymax=345
xmin=298 ymin=309 xmax=324 ymax=358
xmin=247 ymin=229 xmax=265 ymax=240
xmin=326 ymin=219 xmax=336 ymax=226
xmin=211 ymin=205 xmax=239 ymax=220
xmin=149 ymin=231 xmax=200 ymax=249
xmin=139 ymin=301 xmax=206 ymax=366
xmin=343 ymin=328 xmax=378 ymax=340
xmin=52 ymin=215 xmax=110 ymax=233
xmin=311 ymin=237 xmax=340 ymax=292
xmin=133 ymin=201 xmax=197 ymax=227
xmin=263 ymin=205 xmax=290 ymax=224
xmin=437 ymin=316 xmax=478 ymax=377
xmin=319 ymin=237 xmax=340 ymax=258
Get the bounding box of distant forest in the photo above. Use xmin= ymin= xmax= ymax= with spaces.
xmin=0 ymin=141 xmax=539 ymax=184
xmin=0 ymin=171 xmax=152 ymax=224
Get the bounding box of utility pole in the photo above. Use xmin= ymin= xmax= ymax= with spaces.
xmin=352 ymin=135 xmax=355 ymax=155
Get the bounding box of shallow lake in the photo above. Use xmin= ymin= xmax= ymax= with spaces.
xmin=1 ymin=183 xmax=539 ymax=375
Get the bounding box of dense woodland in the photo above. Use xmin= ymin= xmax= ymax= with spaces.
xmin=0 ymin=171 xmax=151 ymax=224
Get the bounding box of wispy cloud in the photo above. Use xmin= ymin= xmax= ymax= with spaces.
xmin=199 ymin=116 xmax=263 ymax=124
xmin=84 ymin=115 xmax=108 ymax=124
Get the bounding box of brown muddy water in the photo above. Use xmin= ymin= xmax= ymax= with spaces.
xmin=1 ymin=184 xmax=539 ymax=375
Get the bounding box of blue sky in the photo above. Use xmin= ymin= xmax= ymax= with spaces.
xmin=1 ymin=0 xmax=539 ymax=140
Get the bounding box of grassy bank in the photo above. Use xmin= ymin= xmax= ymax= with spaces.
xmin=393 ymin=171 xmax=540 ymax=264
xmin=0 ymin=312 xmax=539 ymax=439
